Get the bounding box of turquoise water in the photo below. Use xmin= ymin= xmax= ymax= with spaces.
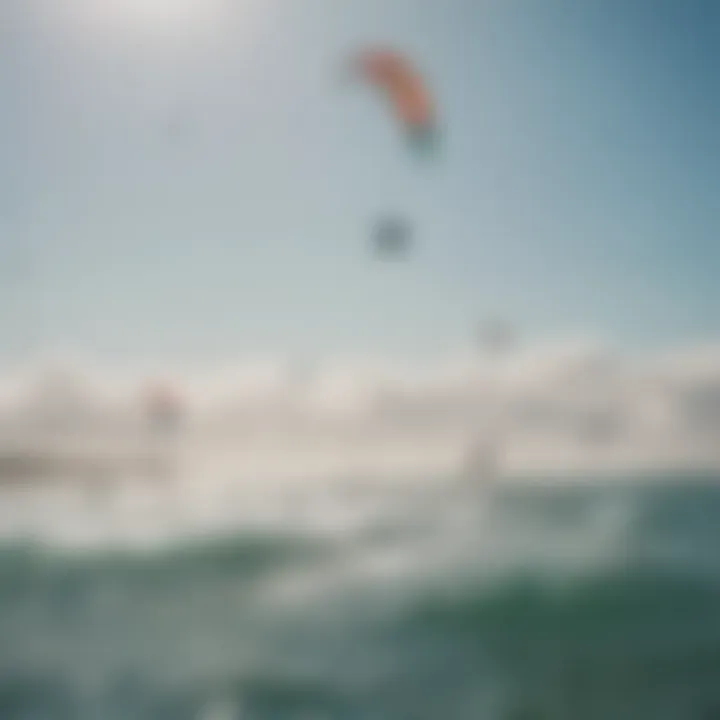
xmin=2 ymin=475 xmax=720 ymax=719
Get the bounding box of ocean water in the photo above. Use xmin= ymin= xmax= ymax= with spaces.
xmin=2 ymin=473 xmax=720 ymax=719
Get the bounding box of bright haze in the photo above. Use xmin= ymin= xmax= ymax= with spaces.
xmin=1 ymin=0 xmax=718 ymax=476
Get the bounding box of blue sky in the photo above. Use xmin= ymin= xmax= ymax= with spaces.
xmin=1 ymin=0 xmax=718 ymax=363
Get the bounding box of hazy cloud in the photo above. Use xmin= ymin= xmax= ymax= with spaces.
xmin=0 ymin=342 xmax=718 ymax=477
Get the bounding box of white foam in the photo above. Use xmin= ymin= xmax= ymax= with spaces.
xmin=0 ymin=342 xmax=718 ymax=545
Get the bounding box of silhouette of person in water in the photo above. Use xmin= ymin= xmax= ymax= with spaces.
xmin=147 ymin=385 xmax=182 ymax=437
xmin=144 ymin=385 xmax=184 ymax=480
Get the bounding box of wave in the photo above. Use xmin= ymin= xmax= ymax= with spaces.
xmin=2 ymin=564 xmax=720 ymax=718
xmin=2 ymin=477 xmax=720 ymax=718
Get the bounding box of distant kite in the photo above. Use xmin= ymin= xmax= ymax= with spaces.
xmin=477 ymin=318 xmax=516 ymax=357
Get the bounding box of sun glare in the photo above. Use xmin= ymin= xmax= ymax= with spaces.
xmin=61 ymin=0 xmax=231 ymax=39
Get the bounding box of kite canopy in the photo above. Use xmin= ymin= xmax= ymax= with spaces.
xmin=345 ymin=47 xmax=439 ymax=259
xmin=351 ymin=48 xmax=438 ymax=157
